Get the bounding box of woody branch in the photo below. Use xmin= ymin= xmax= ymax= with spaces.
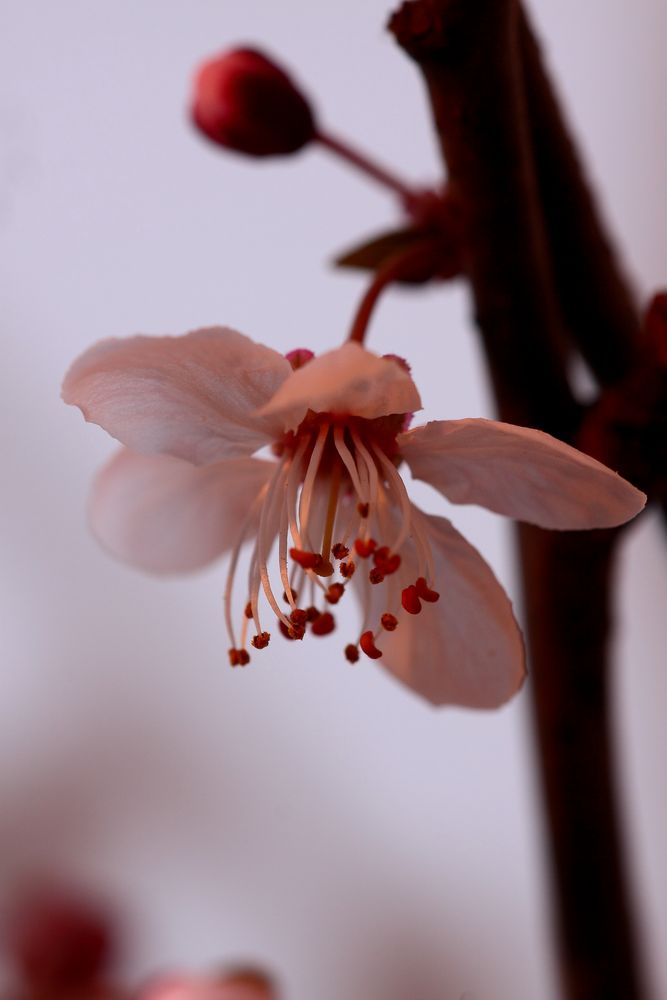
xmin=388 ymin=1 xmax=665 ymax=997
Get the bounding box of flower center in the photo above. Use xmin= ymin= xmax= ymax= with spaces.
xmin=225 ymin=412 xmax=439 ymax=667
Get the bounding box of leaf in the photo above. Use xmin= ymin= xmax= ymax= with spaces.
xmin=335 ymin=227 xmax=426 ymax=271
xmin=334 ymin=226 xmax=462 ymax=284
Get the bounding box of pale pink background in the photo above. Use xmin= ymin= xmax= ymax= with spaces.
xmin=1 ymin=2 xmax=666 ymax=998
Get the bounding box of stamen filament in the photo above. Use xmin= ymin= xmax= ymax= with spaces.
xmin=321 ymin=461 xmax=342 ymax=563
xmin=373 ymin=444 xmax=413 ymax=555
xmin=224 ymin=485 xmax=269 ymax=650
xmin=333 ymin=426 xmax=365 ymax=502
xmin=299 ymin=423 xmax=329 ymax=551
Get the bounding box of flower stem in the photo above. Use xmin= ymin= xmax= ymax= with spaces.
xmin=315 ymin=128 xmax=421 ymax=208
xmin=390 ymin=2 xmax=648 ymax=998
xmin=347 ymin=241 xmax=440 ymax=345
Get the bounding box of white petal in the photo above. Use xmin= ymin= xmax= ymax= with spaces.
xmin=259 ymin=342 xmax=422 ymax=430
xmin=357 ymin=505 xmax=525 ymax=708
xmin=63 ymin=327 xmax=291 ymax=464
xmin=90 ymin=449 xmax=273 ymax=574
xmin=400 ymin=418 xmax=646 ymax=529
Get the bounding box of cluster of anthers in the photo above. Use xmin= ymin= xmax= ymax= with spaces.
xmin=225 ymin=352 xmax=439 ymax=668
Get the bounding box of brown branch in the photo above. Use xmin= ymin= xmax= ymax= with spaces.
xmin=518 ymin=8 xmax=641 ymax=384
xmin=389 ymin=2 xmax=649 ymax=998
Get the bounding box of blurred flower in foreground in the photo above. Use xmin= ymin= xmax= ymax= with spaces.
xmin=140 ymin=968 xmax=276 ymax=1000
xmin=63 ymin=329 xmax=645 ymax=707
xmin=191 ymin=49 xmax=315 ymax=156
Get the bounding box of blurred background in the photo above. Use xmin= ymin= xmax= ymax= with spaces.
xmin=1 ymin=1 xmax=666 ymax=997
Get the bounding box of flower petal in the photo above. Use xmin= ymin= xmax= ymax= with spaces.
xmin=399 ymin=418 xmax=646 ymax=529
xmin=357 ymin=505 xmax=525 ymax=708
xmin=90 ymin=449 xmax=273 ymax=574
xmin=63 ymin=327 xmax=291 ymax=463
xmin=259 ymin=342 xmax=422 ymax=430
xmin=140 ymin=977 xmax=272 ymax=1000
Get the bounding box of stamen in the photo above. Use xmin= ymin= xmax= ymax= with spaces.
xmin=320 ymin=461 xmax=342 ymax=570
xmin=357 ymin=502 xmax=369 ymax=518
xmin=381 ymin=613 xmax=398 ymax=631
xmin=333 ymin=426 xmax=365 ymax=501
xmin=257 ymin=463 xmax=293 ymax=632
xmin=350 ymin=428 xmax=379 ymax=514
xmin=354 ymin=537 xmax=377 ymax=558
xmin=372 ymin=444 xmax=413 ymax=555
xmin=278 ymin=461 xmax=297 ymax=610
xmin=325 ymin=583 xmax=345 ymax=604
xmin=373 ymin=546 xmax=401 ymax=575
xmin=345 ymin=644 xmax=360 ymax=663
xmin=289 ymin=548 xmax=323 ymax=571
xmin=223 ymin=483 xmax=269 ymax=651
xmin=416 ymin=576 xmax=440 ymax=603
xmin=401 ymin=585 xmax=422 ymax=615
xmin=298 ymin=422 xmax=329 ymax=552
xmin=369 ymin=568 xmax=385 ymax=585
xmin=311 ymin=612 xmax=336 ymax=636
xmin=340 ymin=560 xmax=356 ymax=579
xmin=251 ymin=631 xmax=271 ymax=649
xmin=403 ymin=504 xmax=436 ymax=585
xmin=360 ymin=630 xmax=383 ymax=659
xmin=286 ymin=435 xmax=310 ymax=550
xmin=332 ymin=542 xmax=349 ymax=560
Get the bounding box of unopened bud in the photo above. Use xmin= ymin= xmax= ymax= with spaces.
xmin=191 ymin=48 xmax=316 ymax=157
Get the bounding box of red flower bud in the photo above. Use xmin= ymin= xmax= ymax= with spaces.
xmin=191 ymin=48 xmax=316 ymax=156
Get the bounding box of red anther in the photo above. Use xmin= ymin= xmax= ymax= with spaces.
xmin=311 ymin=612 xmax=336 ymax=636
xmin=373 ymin=547 xmax=401 ymax=575
xmin=332 ymin=542 xmax=349 ymax=560
xmin=401 ymin=585 xmax=422 ymax=615
xmin=369 ymin=568 xmax=385 ymax=585
xmin=305 ymin=605 xmax=320 ymax=622
xmin=238 ymin=649 xmax=250 ymax=665
xmin=244 ymin=601 xmax=253 ymax=619
xmin=228 ymin=648 xmax=239 ymax=666
xmin=191 ymin=49 xmax=316 ymax=156
xmin=381 ymin=613 xmax=398 ymax=632
xmin=415 ymin=576 xmax=440 ymax=603
xmin=345 ymin=644 xmax=360 ymax=664
xmin=279 ymin=620 xmax=295 ymax=640
xmin=285 ymin=348 xmax=315 ymax=370
xmin=313 ymin=557 xmax=334 ymax=578
xmin=359 ymin=630 xmax=383 ymax=659
xmin=288 ymin=623 xmax=305 ymax=640
xmin=290 ymin=608 xmax=308 ymax=626
xmin=290 ymin=548 xmax=323 ymax=570
xmin=354 ymin=537 xmax=377 ymax=558
xmin=357 ymin=502 xmax=370 ymax=518
xmin=339 ymin=560 xmax=356 ymax=579
xmin=282 ymin=589 xmax=298 ymax=603
xmin=251 ymin=631 xmax=271 ymax=649
xmin=325 ymin=583 xmax=345 ymax=605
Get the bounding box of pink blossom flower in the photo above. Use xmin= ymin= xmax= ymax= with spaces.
xmin=139 ymin=968 xmax=275 ymax=1000
xmin=62 ymin=329 xmax=645 ymax=708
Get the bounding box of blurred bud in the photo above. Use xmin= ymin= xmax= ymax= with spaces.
xmin=6 ymin=889 xmax=114 ymax=992
xmin=191 ymin=48 xmax=316 ymax=156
